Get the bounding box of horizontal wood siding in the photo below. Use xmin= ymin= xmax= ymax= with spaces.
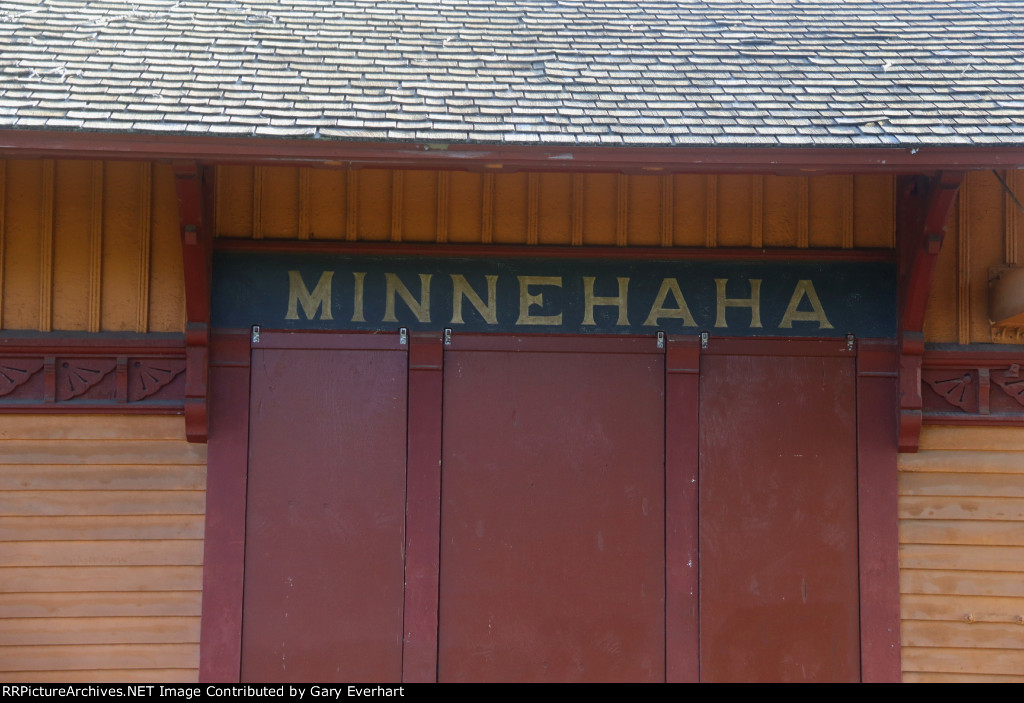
xmin=899 ymin=426 xmax=1024 ymax=682
xmin=0 ymin=416 xmax=206 ymax=682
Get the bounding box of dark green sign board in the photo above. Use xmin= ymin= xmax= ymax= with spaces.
xmin=213 ymin=252 xmax=897 ymax=338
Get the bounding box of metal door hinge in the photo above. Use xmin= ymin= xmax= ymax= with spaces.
xmin=656 ymin=331 xmax=665 ymax=349
xmin=399 ymin=327 xmax=408 ymax=345
xmin=251 ymin=325 xmax=261 ymax=344
xmin=444 ymin=328 xmax=452 ymax=345
xmin=846 ymin=333 xmax=855 ymax=351
xmin=700 ymin=331 xmax=709 ymax=349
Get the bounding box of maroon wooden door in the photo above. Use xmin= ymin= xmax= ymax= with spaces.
xmin=436 ymin=336 xmax=667 ymax=682
xmin=240 ymin=334 xmax=408 ymax=682
xmin=698 ymin=343 xmax=861 ymax=682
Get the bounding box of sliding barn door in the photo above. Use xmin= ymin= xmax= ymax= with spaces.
xmin=241 ymin=336 xmax=408 ymax=682
xmin=437 ymin=336 xmax=667 ymax=682
xmin=698 ymin=345 xmax=860 ymax=682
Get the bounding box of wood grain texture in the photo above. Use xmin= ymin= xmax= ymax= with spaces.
xmin=898 ymin=425 xmax=1024 ymax=681
xmin=0 ymin=415 xmax=205 ymax=682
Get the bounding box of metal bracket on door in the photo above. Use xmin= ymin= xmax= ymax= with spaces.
xmin=399 ymin=327 xmax=408 ymax=345
xmin=846 ymin=333 xmax=855 ymax=352
xmin=700 ymin=331 xmax=709 ymax=349
xmin=444 ymin=328 xmax=452 ymax=345
xmin=251 ymin=325 xmax=261 ymax=344
xmin=657 ymin=331 xmax=665 ymax=349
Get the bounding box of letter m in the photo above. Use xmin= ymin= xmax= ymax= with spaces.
xmin=286 ymin=271 xmax=334 ymax=320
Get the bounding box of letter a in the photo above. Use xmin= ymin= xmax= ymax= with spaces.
xmin=643 ymin=278 xmax=697 ymax=327
xmin=779 ymin=279 xmax=833 ymax=329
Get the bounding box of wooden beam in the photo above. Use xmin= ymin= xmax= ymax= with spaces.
xmin=172 ymin=161 xmax=212 ymax=443
xmin=896 ymin=172 xmax=964 ymax=452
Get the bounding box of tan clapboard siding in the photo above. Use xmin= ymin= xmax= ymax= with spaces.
xmin=0 ymin=415 xmax=205 ymax=683
xmin=899 ymin=426 xmax=1024 ymax=682
xmin=0 ymin=592 xmax=201 ymax=618
xmin=0 ymin=669 xmax=198 ymax=683
xmin=904 ymin=672 xmax=1024 ymax=683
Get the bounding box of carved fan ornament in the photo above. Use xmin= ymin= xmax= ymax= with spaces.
xmin=0 ymin=359 xmax=44 ymax=396
xmin=924 ymin=371 xmax=977 ymax=412
xmin=993 ymin=364 xmax=1024 ymax=407
xmin=129 ymin=359 xmax=186 ymax=401
xmin=56 ymin=358 xmax=117 ymax=400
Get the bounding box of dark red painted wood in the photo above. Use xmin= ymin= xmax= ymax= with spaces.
xmin=665 ymin=336 xmax=701 ymax=683
xmin=699 ymin=351 xmax=860 ymax=682
xmin=216 ymin=237 xmax=896 ymax=263
xmin=857 ymin=341 xmax=903 ymax=682
xmin=241 ymin=340 xmax=408 ymax=682
xmin=200 ymin=331 xmax=251 ymax=683
xmin=4 ymin=128 xmax=1024 ymax=173
xmin=438 ymin=339 xmax=666 ymax=682
xmin=402 ymin=333 xmax=444 ymax=683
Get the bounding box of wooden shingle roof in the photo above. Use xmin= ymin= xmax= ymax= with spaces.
xmin=1 ymin=0 xmax=1023 ymax=148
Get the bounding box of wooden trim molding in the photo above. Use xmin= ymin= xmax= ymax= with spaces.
xmin=173 ymin=161 xmax=214 ymax=443
xmin=920 ymin=348 xmax=1024 ymax=425
xmin=896 ymin=172 xmax=964 ymax=451
xmin=0 ymin=336 xmax=185 ymax=412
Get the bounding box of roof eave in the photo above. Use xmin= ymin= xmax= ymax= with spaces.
xmin=1 ymin=129 xmax=1023 ymax=175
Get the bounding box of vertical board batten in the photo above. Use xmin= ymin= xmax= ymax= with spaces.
xmin=39 ymin=160 xmax=54 ymax=332
xmin=89 ymin=162 xmax=104 ymax=333
xmin=136 ymin=163 xmax=152 ymax=333
xmin=898 ymin=426 xmax=1024 ymax=682
xmin=0 ymin=415 xmax=205 ymax=683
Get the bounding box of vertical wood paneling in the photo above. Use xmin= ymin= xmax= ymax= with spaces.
xmin=750 ymin=175 xmax=764 ymax=248
xmin=538 ymin=173 xmax=571 ymax=246
xmin=854 ymin=175 xmax=896 ymax=248
xmin=357 ymin=170 xmax=391 ymax=241
xmin=101 ymin=163 xmax=145 ymax=332
xmin=582 ymin=174 xmax=615 ymax=246
xmin=615 ymin=173 xmax=628 ymax=247
xmin=251 ymin=166 xmax=263 ymax=240
xmin=716 ymin=175 xmax=750 ymax=247
xmin=147 ymin=164 xmax=185 ymax=334
xmin=345 ymin=170 xmax=358 ymax=241
xmin=526 ymin=173 xmax=539 ymax=245
xmin=627 ymin=175 xmax=660 ymax=247
xmin=0 ymin=160 xmax=5 ymax=329
xmin=447 ymin=171 xmax=481 ymax=244
xmin=39 ymin=161 xmax=54 ymax=332
xmin=0 ymin=415 xmax=206 ymax=682
xmin=297 ymin=169 xmax=311 ymax=241
xmin=659 ymin=175 xmax=673 ymax=248
xmin=136 ymin=163 xmax=152 ymax=334
xmin=705 ymin=175 xmax=718 ymax=247
xmin=957 ymin=183 xmax=972 ymax=345
xmin=435 ymin=171 xmax=449 ymax=244
xmin=308 ymin=168 xmax=345 ymax=240
xmin=797 ymin=177 xmax=809 ymax=248
xmin=480 ymin=173 xmax=495 ymax=244
xmin=841 ymin=174 xmax=854 ymax=249
xmin=898 ymin=426 xmax=1024 ymax=682
xmin=89 ymin=162 xmax=104 ymax=332
xmin=762 ymin=175 xmax=797 ymax=248
xmin=492 ymin=173 xmax=526 ymax=245
xmin=1007 ymin=170 xmax=1021 ymax=266
xmin=51 ymin=161 xmax=90 ymax=332
xmin=212 ymin=166 xmax=253 ymax=239
xmin=571 ymin=174 xmax=584 ymax=246
xmin=390 ymin=171 xmax=404 ymax=242
xmin=672 ymin=174 xmax=706 ymax=247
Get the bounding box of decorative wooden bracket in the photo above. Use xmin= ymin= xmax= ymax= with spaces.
xmin=921 ymin=351 xmax=1024 ymax=424
xmin=897 ymin=171 xmax=964 ymax=452
xmin=173 ymin=161 xmax=213 ymax=443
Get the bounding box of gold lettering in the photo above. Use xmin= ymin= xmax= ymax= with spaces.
xmin=643 ymin=278 xmax=697 ymax=327
xmin=351 ymin=272 xmax=366 ymax=322
xmin=451 ymin=274 xmax=498 ymax=325
xmin=715 ymin=278 xmax=762 ymax=328
xmin=285 ymin=270 xmax=334 ymax=320
xmin=582 ymin=276 xmax=630 ymax=326
xmin=383 ymin=273 xmax=432 ymax=323
xmin=516 ymin=276 xmax=563 ymax=325
xmin=779 ymin=279 xmax=833 ymax=329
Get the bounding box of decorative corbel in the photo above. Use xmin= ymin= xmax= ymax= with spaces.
xmin=896 ymin=171 xmax=964 ymax=452
xmin=173 ymin=161 xmax=213 ymax=443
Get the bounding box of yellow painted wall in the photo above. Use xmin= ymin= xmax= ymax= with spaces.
xmin=0 ymin=416 xmax=205 ymax=682
xmin=0 ymin=160 xmax=183 ymax=334
xmin=899 ymin=426 xmax=1024 ymax=682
